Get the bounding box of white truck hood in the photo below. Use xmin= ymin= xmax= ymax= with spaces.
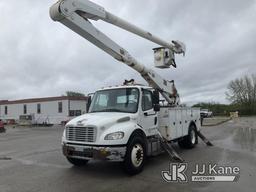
xmin=66 ymin=112 xmax=135 ymax=128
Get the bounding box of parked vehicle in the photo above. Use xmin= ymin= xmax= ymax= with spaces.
xmin=0 ymin=119 xmax=6 ymax=133
xmin=19 ymin=115 xmax=35 ymax=126
xmin=200 ymin=109 xmax=213 ymax=118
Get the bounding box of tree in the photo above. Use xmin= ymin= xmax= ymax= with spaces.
xmin=66 ymin=91 xmax=85 ymax=97
xmin=226 ymin=74 xmax=256 ymax=115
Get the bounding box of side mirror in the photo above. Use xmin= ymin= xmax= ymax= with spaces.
xmin=86 ymin=96 xmax=92 ymax=113
xmin=153 ymin=104 xmax=160 ymax=112
xmin=152 ymin=90 xmax=160 ymax=105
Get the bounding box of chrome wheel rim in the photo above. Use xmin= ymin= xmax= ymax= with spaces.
xmin=131 ymin=144 xmax=144 ymax=167
xmin=191 ymin=129 xmax=196 ymax=144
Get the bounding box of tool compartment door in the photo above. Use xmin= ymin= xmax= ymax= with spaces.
xmin=159 ymin=108 xmax=177 ymax=141
xmin=182 ymin=109 xmax=189 ymax=136
xmin=175 ymin=108 xmax=183 ymax=138
xmin=167 ymin=109 xmax=177 ymax=140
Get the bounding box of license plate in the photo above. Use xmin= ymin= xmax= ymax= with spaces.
xmin=74 ymin=147 xmax=84 ymax=152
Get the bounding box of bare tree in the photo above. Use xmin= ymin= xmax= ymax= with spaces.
xmin=252 ymin=74 xmax=256 ymax=103
xmin=226 ymin=74 xmax=256 ymax=113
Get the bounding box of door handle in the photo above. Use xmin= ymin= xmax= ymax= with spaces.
xmin=154 ymin=117 xmax=158 ymax=125
xmin=144 ymin=111 xmax=156 ymax=116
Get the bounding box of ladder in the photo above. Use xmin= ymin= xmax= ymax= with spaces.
xmin=157 ymin=130 xmax=213 ymax=162
xmin=157 ymin=131 xmax=184 ymax=162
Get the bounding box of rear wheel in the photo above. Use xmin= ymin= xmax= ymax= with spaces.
xmin=123 ymin=135 xmax=146 ymax=175
xmin=67 ymin=157 xmax=89 ymax=166
xmin=178 ymin=124 xmax=198 ymax=149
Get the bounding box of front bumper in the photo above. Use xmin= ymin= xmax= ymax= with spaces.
xmin=62 ymin=143 xmax=126 ymax=162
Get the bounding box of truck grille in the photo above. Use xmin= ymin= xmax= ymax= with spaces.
xmin=66 ymin=127 xmax=96 ymax=142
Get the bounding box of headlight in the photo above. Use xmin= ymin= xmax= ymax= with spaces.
xmin=104 ymin=132 xmax=124 ymax=140
xmin=62 ymin=128 xmax=66 ymax=138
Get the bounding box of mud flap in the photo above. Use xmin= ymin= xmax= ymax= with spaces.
xmin=157 ymin=131 xmax=184 ymax=162
xmin=196 ymin=131 xmax=213 ymax=146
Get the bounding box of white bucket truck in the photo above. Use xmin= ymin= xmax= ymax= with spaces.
xmin=50 ymin=0 xmax=211 ymax=175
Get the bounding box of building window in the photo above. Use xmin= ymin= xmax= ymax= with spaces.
xmin=69 ymin=110 xmax=74 ymax=117
xmin=69 ymin=110 xmax=82 ymax=117
xmin=4 ymin=106 xmax=8 ymax=115
xmin=24 ymin=104 xmax=27 ymax=114
xmin=37 ymin=104 xmax=41 ymax=114
xmin=58 ymin=102 xmax=63 ymax=113
xmin=76 ymin=110 xmax=82 ymax=116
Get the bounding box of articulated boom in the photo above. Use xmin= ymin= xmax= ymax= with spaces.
xmin=50 ymin=0 xmax=186 ymax=105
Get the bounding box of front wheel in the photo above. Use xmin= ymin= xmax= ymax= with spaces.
xmin=178 ymin=124 xmax=198 ymax=149
xmin=67 ymin=157 xmax=89 ymax=166
xmin=123 ymin=135 xmax=146 ymax=175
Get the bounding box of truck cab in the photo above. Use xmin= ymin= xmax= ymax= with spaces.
xmin=63 ymin=85 xmax=158 ymax=167
xmin=62 ymin=85 xmax=200 ymax=174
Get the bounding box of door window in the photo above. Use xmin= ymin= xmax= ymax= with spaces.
xmin=142 ymin=90 xmax=153 ymax=111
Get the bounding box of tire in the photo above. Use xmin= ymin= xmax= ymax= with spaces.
xmin=178 ymin=124 xmax=198 ymax=149
xmin=123 ymin=135 xmax=146 ymax=175
xmin=0 ymin=128 xmax=5 ymax=133
xmin=67 ymin=157 xmax=89 ymax=166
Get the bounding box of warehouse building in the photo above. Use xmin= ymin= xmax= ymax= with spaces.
xmin=0 ymin=96 xmax=87 ymax=125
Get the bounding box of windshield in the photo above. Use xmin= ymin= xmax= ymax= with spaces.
xmin=89 ymin=88 xmax=139 ymax=113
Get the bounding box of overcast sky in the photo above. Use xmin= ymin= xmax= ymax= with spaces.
xmin=0 ymin=0 xmax=256 ymax=105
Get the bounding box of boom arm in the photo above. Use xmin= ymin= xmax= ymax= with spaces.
xmin=50 ymin=0 xmax=186 ymax=105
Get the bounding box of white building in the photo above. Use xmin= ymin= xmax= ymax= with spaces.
xmin=0 ymin=96 xmax=87 ymax=124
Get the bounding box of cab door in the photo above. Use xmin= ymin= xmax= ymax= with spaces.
xmin=139 ymin=89 xmax=158 ymax=136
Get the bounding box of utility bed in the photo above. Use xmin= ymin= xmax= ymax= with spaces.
xmin=158 ymin=107 xmax=201 ymax=141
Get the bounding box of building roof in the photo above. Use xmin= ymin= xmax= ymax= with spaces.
xmin=0 ymin=96 xmax=87 ymax=105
